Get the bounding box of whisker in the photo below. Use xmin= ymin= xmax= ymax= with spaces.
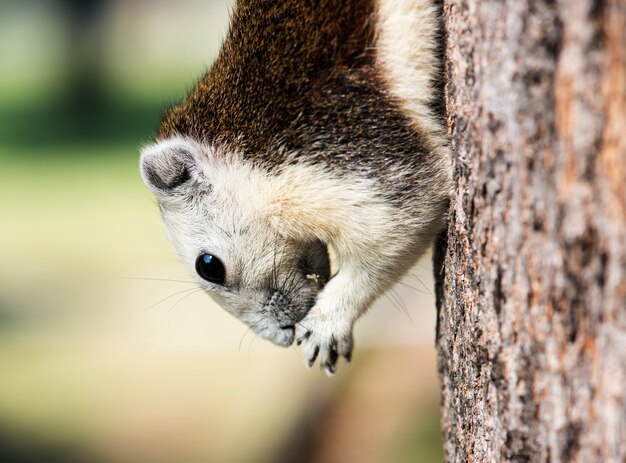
xmin=122 ymin=276 xmax=196 ymax=284
xmin=247 ymin=329 xmax=261 ymax=358
xmin=396 ymin=280 xmax=429 ymax=295
xmin=289 ymin=278 xmax=309 ymax=297
xmin=289 ymin=344 xmax=301 ymax=358
xmin=290 ymin=273 xmax=306 ymax=296
xmin=167 ymin=288 xmax=203 ymax=312
xmin=239 ymin=319 xmax=262 ymax=352
xmin=285 ymin=261 xmax=299 ymax=294
xmin=143 ymin=287 xmax=199 ymax=311
xmin=281 ymin=270 xmax=293 ymax=295
xmin=238 ymin=326 xmax=254 ymax=352
xmin=383 ymin=289 xmax=412 ymax=323
xmin=390 ymin=288 xmax=413 ymax=322
xmin=271 ymin=234 xmax=279 ymax=289
xmin=296 ymin=320 xmax=320 ymax=337
xmin=407 ymin=273 xmax=433 ymax=296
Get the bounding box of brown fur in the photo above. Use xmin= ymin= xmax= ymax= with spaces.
xmin=157 ymin=0 xmax=435 ymax=188
xmin=159 ymin=0 xmax=374 ymax=144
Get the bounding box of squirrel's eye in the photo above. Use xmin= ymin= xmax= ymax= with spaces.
xmin=195 ymin=253 xmax=226 ymax=285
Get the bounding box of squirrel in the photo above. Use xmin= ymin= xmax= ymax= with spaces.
xmin=140 ymin=0 xmax=452 ymax=375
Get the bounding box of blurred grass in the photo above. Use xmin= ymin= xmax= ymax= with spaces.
xmin=0 ymin=144 xmax=445 ymax=462
xmin=395 ymin=405 xmax=444 ymax=463
xmin=0 ymin=144 xmax=165 ymax=271
xmin=0 ymin=1 xmax=444 ymax=461
xmin=0 ymin=97 xmax=164 ymax=150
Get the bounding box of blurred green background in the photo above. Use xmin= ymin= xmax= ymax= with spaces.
xmin=0 ymin=1 xmax=443 ymax=462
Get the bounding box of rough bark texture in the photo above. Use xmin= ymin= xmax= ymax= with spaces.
xmin=436 ymin=0 xmax=626 ymax=462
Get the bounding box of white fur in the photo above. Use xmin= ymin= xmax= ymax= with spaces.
xmin=140 ymin=136 xmax=442 ymax=373
xmin=376 ymin=0 xmax=451 ymax=163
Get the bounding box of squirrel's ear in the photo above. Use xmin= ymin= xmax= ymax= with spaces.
xmin=140 ymin=138 xmax=197 ymax=193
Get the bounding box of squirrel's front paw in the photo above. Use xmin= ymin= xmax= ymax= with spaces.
xmin=295 ymin=309 xmax=354 ymax=375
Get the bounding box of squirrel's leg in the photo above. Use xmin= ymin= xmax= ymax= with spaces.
xmin=296 ymin=234 xmax=422 ymax=375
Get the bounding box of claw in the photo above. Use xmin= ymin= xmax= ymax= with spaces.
xmin=296 ymin=330 xmax=311 ymax=346
xmin=323 ymin=345 xmax=339 ymax=376
xmin=329 ymin=346 xmax=338 ymax=365
xmin=296 ymin=319 xmax=354 ymax=374
xmin=306 ymin=346 xmax=319 ymax=368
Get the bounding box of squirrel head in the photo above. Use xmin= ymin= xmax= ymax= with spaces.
xmin=140 ymin=137 xmax=331 ymax=346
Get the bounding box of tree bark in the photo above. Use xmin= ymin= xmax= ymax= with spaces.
xmin=436 ymin=1 xmax=626 ymax=462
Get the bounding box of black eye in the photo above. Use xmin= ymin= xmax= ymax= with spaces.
xmin=195 ymin=253 xmax=226 ymax=285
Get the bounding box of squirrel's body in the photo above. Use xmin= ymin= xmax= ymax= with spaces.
xmin=141 ymin=0 xmax=452 ymax=374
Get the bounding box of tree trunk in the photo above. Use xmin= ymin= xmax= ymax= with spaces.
xmin=436 ymin=1 xmax=626 ymax=461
